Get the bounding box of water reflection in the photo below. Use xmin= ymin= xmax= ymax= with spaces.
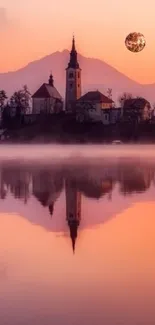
xmin=1 ymin=158 xmax=155 ymax=324
xmin=0 ymin=160 xmax=154 ymax=197
xmin=33 ymin=169 xmax=63 ymax=216
xmin=0 ymin=159 xmax=155 ymax=251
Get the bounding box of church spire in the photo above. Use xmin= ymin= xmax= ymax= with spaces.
xmin=71 ymin=237 xmax=76 ymax=254
xmin=67 ymin=36 xmax=79 ymax=69
xmin=72 ymin=35 xmax=75 ymax=51
xmin=69 ymin=221 xmax=78 ymax=254
xmin=49 ymin=203 xmax=54 ymax=217
xmin=49 ymin=73 xmax=54 ymax=86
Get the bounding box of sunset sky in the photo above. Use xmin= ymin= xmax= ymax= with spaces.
xmin=0 ymin=0 xmax=155 ymax=83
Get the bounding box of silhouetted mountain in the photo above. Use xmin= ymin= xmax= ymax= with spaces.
xmin=0 ymin=50 xmax=155 ymax=103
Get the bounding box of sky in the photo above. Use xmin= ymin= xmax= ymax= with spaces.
xmin=0 ymin=0 xmax=155 ymax=83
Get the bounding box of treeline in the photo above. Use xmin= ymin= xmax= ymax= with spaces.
xmin=0 ymin=85 xmax=31 ymax=129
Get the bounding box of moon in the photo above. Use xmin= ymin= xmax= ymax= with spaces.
xmin=125 ymin=32 xmax=146 ymax=53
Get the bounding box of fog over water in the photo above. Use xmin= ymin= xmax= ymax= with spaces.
xmin=0 ymin=144 xmax=155 ymax=163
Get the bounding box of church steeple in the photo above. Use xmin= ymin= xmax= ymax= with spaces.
xmin=65 ymin=36 xmax=81 ymax=112
xmin=72 ymin=35 xmax=75 ymax=51
xmin=67 ymin=36 xmax=79 ymax=69
xmin=49 ymin=73 xmax=54 ymax=86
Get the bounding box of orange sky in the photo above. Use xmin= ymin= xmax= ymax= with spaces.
xmin=0 ymin=0 xmax=155 ymax=83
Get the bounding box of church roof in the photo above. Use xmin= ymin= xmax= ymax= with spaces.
xmin=32 ymin=83 xmax=62 ymax=100
xmin=77 ymin=91 xmax=114 ymax=103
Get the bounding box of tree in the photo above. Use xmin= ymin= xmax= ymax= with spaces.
xmin=0 ymin=90 xmax=7 ymax=127
xmin=0 ymin=90 xmax=7 ymax=110
xmin=22 ymin=85 xmax=31 ymax=114
xmin=2 ymin=104 xmax=12 ymax=129
xmin=2 ymin=85 xmax=31 ymax=129
xmin=10 ymin=85 xmax=31 ymax=115
xmin=118 ymin=92 xmax=133 ymax=106
xmin=107 ymin=88 xmax=112 ymax=99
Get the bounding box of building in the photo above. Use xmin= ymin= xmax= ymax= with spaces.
xmin=30 ymin=37 xmax=122 ymax=126
xmin=65 ymin=178 xmax=81 ymax=253
xmin=32 ymin=74 xmax=63 ymax=114
xmin=76 ymin=90 xmax=117 ymax=124
xmin=123 ymin=97 xmax=151 ymax=122
xmin=110 ymin=107 xmax=122 ymax=124
xmin=65 ymin=36 xmax=81 ymax=112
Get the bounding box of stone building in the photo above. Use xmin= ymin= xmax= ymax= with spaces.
xmin=76 ymin=90 xmax=117 ymax=124
xmin=32 ymin=74 xmax=63 ymax=114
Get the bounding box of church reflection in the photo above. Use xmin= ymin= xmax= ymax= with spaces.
xmin=32 ymin=170 xmax=63 ymax=217
xmin=118 ymin=163 xmax=153 ymax=195
xmin=0 ymin=159 xmax=155 ymax=252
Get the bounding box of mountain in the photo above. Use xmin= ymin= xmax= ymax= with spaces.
xmin=0 ymin=49 xmax=155 ymax=104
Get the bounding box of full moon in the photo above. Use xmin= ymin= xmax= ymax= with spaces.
xmin=125 ymin=32 xmax=146 ymax=53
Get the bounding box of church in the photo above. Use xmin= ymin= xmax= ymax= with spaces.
xmin=32 ymin=36 xmax=117 ymax=124
xmin=32 ymin=74 xmax=63 ymax=114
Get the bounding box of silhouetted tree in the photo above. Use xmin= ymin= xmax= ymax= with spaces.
xmin=0 ymin=90 xmax=7 ymax=110
xmin=118 ymin=92 xmax=133 ymax=106
xmin=2 ymin=85 xmax=31 ymax=129
xmin=0 ymin=91 xmax=7 ymax=125
xmin=2 ymin=104 xmax=14 ymax=129
xmin=10 ymin=85 xmax=31 ymax=115
xmin=152 ymin=103 xmax=155 ymax=118
xmin=5 ymin=85 xmax=32 ymax=127
xmin=107 ymin=88 xmax=112 ymax=99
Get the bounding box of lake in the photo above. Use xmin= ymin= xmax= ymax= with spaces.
xmin=0 ymin=145 xmax=155 ymax=325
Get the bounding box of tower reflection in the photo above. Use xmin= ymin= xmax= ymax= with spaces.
xmin=65 ymin=178 xmax=81 ymax=253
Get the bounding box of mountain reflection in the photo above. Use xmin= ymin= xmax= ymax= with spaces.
xmin=0 ymin=159 xmax=155 ymax=251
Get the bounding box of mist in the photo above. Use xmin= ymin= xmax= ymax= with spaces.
xmin=0 ymin=144 xmax=154 ymax=163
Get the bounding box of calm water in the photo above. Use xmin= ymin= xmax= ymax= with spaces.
xmin=1 ymin=146 xmax=155 ymax=324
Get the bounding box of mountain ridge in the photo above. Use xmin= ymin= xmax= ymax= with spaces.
xmin=0 ymin=49 xmax=154 ymax=104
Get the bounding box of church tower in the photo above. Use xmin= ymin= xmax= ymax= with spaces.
xmin=65 ymin=178 xmax=81 ymax=253
xmin=65 ymin=36 xmax=81 ymax=112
